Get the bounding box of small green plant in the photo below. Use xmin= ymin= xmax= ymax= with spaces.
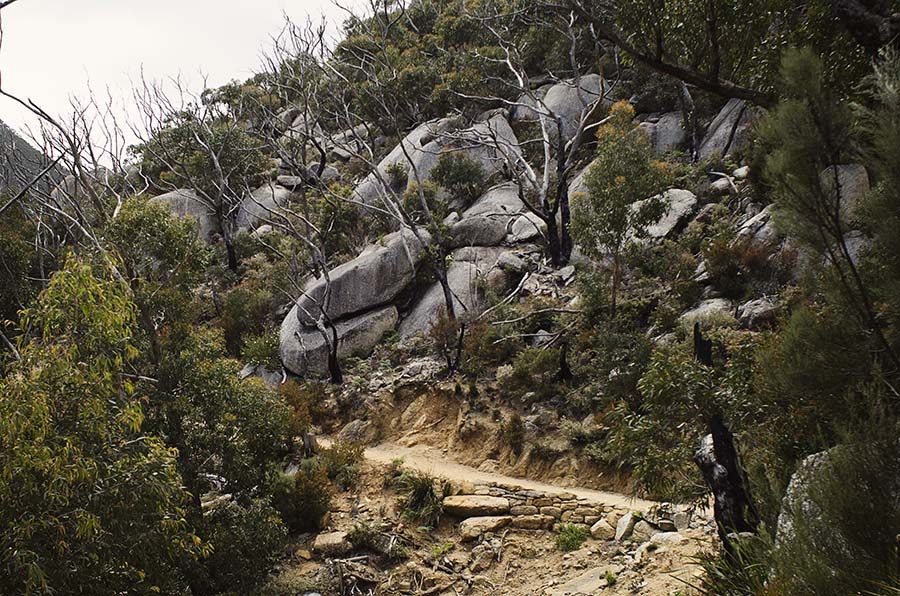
xmin=386 ymin=161 xmax=408 ymax=189
xmin=556 ymin=524 xmax=590 ymax=552
xmin=269 ymin=465 xmax=332 ymax=533
xmin=503 ymin=413 xmax=525 ymax=456
xmin=430 ymin=541 xmax=455 ymax=559
xmin=604 ymin=570 xmax=618 ymax=586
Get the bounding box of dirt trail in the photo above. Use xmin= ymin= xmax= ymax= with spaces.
xmin=322 ymin=438 xmax=659 ymax=512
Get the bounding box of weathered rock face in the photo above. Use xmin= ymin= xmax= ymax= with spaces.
xmin=149 ymin=189 xmax=219 ymax=241
xmin=511 ymin=75 xmax=606 ymax=147
xmin=280 ymin=304 xmax=399 ymax=377
xmin=699 ymin=99 xmax=755 ymax=160
xmin=236 ymin=184 xmax=295 ymax=231
xmin=353 ymin=113 xmax=520 ymax=206
xmin=443 ymin=495 xmax=510 ymax=517
xmin=312 ymin=531 xmax=351 ymax=556
xmin=679 ymin=298 xmax=735 ymax=329
xmin=398 ymin=246 xmax=509 ymax=339
xmin=635 ymin=189 xmax=698 ymax=241
xmin=450 ymin=183 xmax=528 ymax=248
xmin=820 ymin=164 xmax=870 ymax=219
xmin=295 ymin=228 xmax=431 ymax=326
xmin=775 ymin=449 xmax=833 ymax=550
xmin=736 ymin=205 xmax=779 ymax=250
xmin=639 ymin=112 xmax=685 ymax=155
xmin=737 ymin=297 xmax=781 ymax=329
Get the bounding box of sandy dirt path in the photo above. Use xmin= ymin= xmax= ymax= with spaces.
xmin=321 ymin=438 xmax=659 ymax=511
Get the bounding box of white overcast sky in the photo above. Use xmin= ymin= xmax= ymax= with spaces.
xmin=0 ymin=0 xmax=356 ymax=140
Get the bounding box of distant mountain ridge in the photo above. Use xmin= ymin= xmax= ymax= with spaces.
xmin=0 ymin=119 xmax=52 ymax=193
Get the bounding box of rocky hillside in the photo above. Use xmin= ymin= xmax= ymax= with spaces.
xmin=5 ymin=1 xmax=900 ymax=595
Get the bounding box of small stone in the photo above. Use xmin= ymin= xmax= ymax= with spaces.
xmin=540 ymin=506 xmax=562 ymax=518
xmin=590 ymin=519 xmax=616 ymax=541
xmin=710 ymin=177 xmax=734 ymax=195
xmin=733 ymin=165 xmax=750 ymax=180
xmin=510 ymin=505 xmax=539 ymax=516
xmin=511 ymin=514 xmax=555 ymax=530
xmin=650 ymin=532 xmax=686 ymax=544
xmin=313 ymin=531 xmax=350 ymax=556
xmin=632 ymin=520 xmax=655 ymax=542
xmin=615 ymin=512 xmax=637 ymax=541
xmin=458 ymin=516 xmax=512 ymax=541
xmin=673 ymin=511 xmax=691 ymax=531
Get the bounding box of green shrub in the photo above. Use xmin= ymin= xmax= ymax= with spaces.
xmin=772 ymin=418 xmax=900 ymax=596
xmin=395 ymin=471 xmax=450 ymax=527
xmin=242 ymin=328 xmax=280 ymax=369
xmin=556 ymin=524 xmax=590 ymax=551
xmin=430 ymin=151 xmax=488 ymax=207
xmin=691 ymin=532 xmax=775 ymax=596
xmin=269 ymin=466 xmax=332 ymax=533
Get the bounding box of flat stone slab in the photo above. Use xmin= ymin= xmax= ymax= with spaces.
xmin=443 ymin=495 xmax=510 ymax=517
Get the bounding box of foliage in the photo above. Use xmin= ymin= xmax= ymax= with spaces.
xmin=691 ymin=533 xmax=776 ymax=596
xmin=771 ymin=414 xmax=900 ymax=596
xmin=134 ymin=111 xmax=269 ymax=200
xmin=147 ymin=327 xmax=291 ymax=500
xmin=497 ymin=347 xmax=561 ymax=403
xmin=189 ymin=499 xmax=287 ymax=596
xmin=241 ymin=328 xmax=281 ymax=369
xmin=556 ymin=524 xmax=590 ymax=551
xmin=269 ymin=466 xmax=332 ymax=534
xmin=0 ymin=207 xmax=39 ymax=333
xmin=430 ymin=151 xmax=489 ymax=207
xmin=394 ymin=471 xmax=450 ymax=528
xmin=590 ymin=333 xmax=759 ymax=501
xmin=0 ymin=257 xmax=199 ymax=595
xmin=612 ymin=0 xmax=870 ymax=100
xmin=104 ymin=198 xmax=209 ymax=360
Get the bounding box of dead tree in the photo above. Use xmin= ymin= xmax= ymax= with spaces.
xmin=449 ymin=5 xmax=612 ymax=266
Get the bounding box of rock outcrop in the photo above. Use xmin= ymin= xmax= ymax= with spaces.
xmin=353 ymin=113 xmax=520 ymax=206
xmin=149 ymin=189 xmax=219 ymax=242
xmin=236 ymin=184 xmax=295 ymax=230
xmin=280 ymin=304 xmax=399 ymax=377
xmin=398 ymin=246 xmax=509 ymax=339
xmin=510 ymin=75 xmax=606 ymax=146
xmin=699 ymin=99 xmax=755 ymax=160
xmin=639 ymin=112 xmax=686 ymax=155
xmin=294 ymin=228 xmax=431 ymax=326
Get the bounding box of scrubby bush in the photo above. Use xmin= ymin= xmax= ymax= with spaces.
xmin=497 ymin=347 xmax=561 ymax=403
xmin=503 ymin=412 xmax=525 ymax=455
xmin=320 ymin=442 xmax=364 ymax=490
xmin=269 ymin=466 xmax=332 ymax=534
xmin=431 ymin=151 xmax=489 ymax=207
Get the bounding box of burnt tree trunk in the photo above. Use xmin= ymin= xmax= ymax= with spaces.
xmin=694 ymin=416 xmax=759 ymax=557
xmin=692 ymin=324 xmax=758 ymax=557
